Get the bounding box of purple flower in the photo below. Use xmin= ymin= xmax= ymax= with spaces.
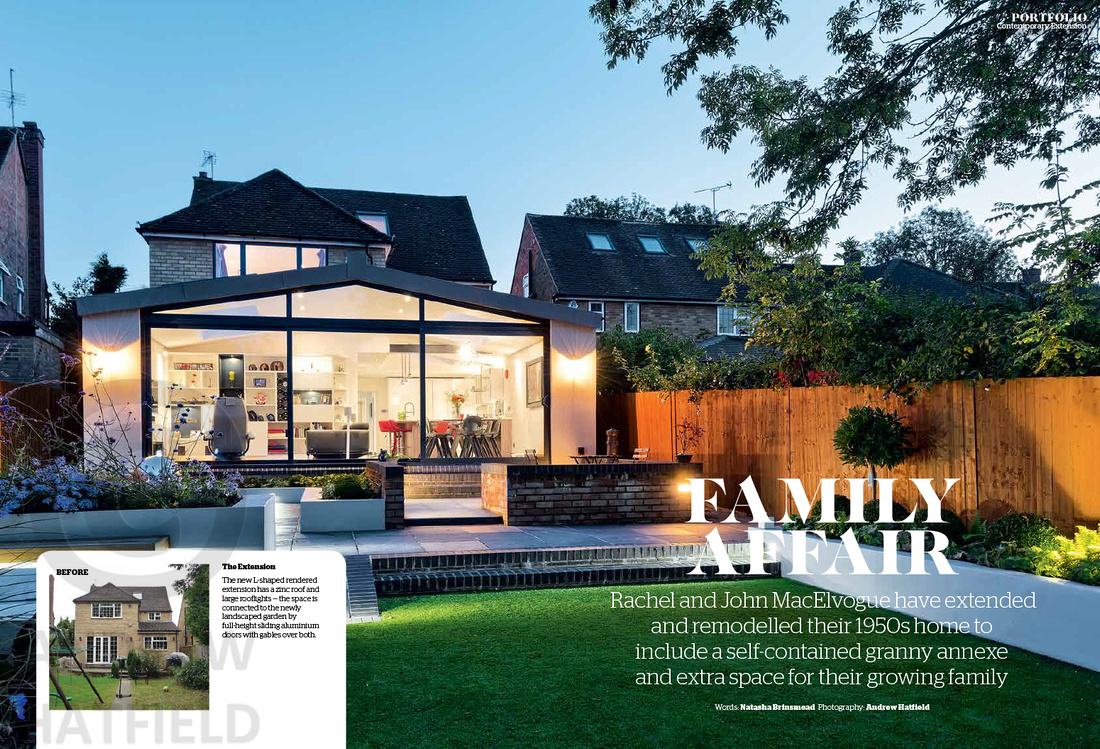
xmin=9 ymin=693 xmax=27 ymax=720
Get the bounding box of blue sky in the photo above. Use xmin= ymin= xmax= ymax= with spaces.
xmin=8 ymin=1 xmax=1093 ymax=292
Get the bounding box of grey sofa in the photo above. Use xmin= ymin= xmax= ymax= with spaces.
xmin=305 ymin=423 xmax=372 ymax=458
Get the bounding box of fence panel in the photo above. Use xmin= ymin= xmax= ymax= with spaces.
xmin=602 ymin=377 xmax=1098 ymax=530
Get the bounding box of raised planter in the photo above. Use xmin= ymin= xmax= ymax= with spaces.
xmin=299 ymin=490 xmax=385 ymax=533
xmin=0 ymin=493 xmax=274 ymax=551
xmin=770 ymin=531 xmax=1100 ymax=672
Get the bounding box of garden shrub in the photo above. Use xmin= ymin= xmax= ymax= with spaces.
xmin=140 ymin=652 xmax=162 ymax=680
xmin=808 ymin=495 xmax=852 ymax=523
xmin=859 ymin=499 xmax=912 ymax=526
xmin=110 ymin=661 xmax=120 ymax=679
xmin=1027 ymin=526 xmax=1100 ymax=585
xmin=987 ymin=513 xmax=1058 ymax=550
xmin=175 ymin=658 xmax=209 ymax=691
xmin=321 ymin=474 xmax=380 ymax=499
xmin=913 ymin=507 xmax=967 ymax=546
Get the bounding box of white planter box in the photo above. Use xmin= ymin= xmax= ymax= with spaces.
xmin=0 ymin=494 xmax=274 ymax=551
xmin=770 ymin=532 xmax=1100 ymax=672
xmin=299 ymin=496 xmax=385 ymax=533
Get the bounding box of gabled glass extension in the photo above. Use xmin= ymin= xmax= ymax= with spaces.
xmin=143 ymin=282 xmax=551 ymax=462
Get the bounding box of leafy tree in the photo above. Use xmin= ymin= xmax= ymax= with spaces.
xmin=55 ymin=617 xmax=75 ymax=648
xmin=591 ymin=1 xmax=1100 ymax=260
xmin=173 ymin=564 xmax=209 ymax=646
xmin=50 ymin=253 xmax=128 ymax=348
xmin=564 ymin=193 xmax=717 ymax=223
xmin=862 ymin=206 xmax=1019 ymax=283
xmin=833 ymin=405 xmax=914 ymax=502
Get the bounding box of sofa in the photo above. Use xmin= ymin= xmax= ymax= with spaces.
xmin=305 ymin=423 xmax=372 ymax=458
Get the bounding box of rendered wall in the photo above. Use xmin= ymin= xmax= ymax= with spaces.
xmin=549 ymin=320 xmax=597 ymax=463
xmin=82 ymin=310 xmax=144 ymax=466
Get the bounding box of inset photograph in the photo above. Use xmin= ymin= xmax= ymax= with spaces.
xmin=47 ymin=563 xmax=209 ymax=711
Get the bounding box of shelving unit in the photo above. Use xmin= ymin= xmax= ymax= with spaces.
xmin=243 ymin=355 xmax=288 ymax=457
xmin=292 ymin=355 xmax=349 ymax=455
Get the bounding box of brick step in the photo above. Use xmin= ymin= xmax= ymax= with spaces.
xmin=373 ymin=559 xmax=779 ymax=596
xmin=370 ymin=542 xmax=752 ymax=573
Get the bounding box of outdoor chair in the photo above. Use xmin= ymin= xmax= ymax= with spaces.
xmin=631 ymin=447 xmax=651 ymax=461
xmin=206 ymin=397 xmax=252 ymax=459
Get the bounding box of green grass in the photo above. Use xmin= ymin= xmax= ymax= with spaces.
xmin=347 ymin=579 xmax=1100 ymax=748
xmin=130 ymin=677 xmax=209 ymax=710
xmin=49 ymin=672 xmax=115 ymax=710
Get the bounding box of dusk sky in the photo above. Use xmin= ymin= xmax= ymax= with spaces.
xmin=8 ymin=1 xmax=1095 ymax=292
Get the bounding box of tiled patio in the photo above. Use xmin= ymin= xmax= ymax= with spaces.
xmin=276 ymin=502 xmax=749 ymax=555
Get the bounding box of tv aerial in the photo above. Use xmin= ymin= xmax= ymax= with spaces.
xmin=201 ymin=150 xmax=217 ymax=177
xmin=2 ymin=69 xmax=26 ymax=128
xmin=694 ymin=181 xmax=732 ymax=213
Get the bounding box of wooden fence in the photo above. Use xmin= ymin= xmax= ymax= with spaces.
xmin=597 ymin=377 xmax=1100 ymax=531
xmin=0 ymin=381 xmax=81 ymax=470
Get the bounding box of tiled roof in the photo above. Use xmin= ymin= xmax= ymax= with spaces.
xmin=73 ymin=583 xmax=138 ymax=605
xmin=528 ymin=215 xmax=1010 ymax=304
xmin=117 ymin=586 xmax=173 ymax=612
xmin=138 ymin=620 xmax=179 ymax=632
xmin=184 ymin=173 xmax=495 ymax=284
xmin=526 ymin=214 xmax=724 ymax=301
xmin=139 ymin=169 xmax=389 ymax=244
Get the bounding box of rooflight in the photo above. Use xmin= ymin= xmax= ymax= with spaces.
xmin=638 ymin=236 xmax=667 ymax=254
xmin=586 ymin=233 xmax=614 ymax=251
xmin=357 ymin=212 xmax=389 ymax=234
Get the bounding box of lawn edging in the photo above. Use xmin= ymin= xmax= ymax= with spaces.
xmin=770 ymin=531 xmax=1100 ymax=672
xmin=0 ymin=493 xmax=274 ymax=550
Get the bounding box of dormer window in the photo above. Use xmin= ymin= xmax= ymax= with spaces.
xmin=357 ymin=212 xmax=390 ymax=234
xmin=638 ymin=236 xmax=667 ymax=254
xmin=586 ymin=233 xmax=614 ymax=251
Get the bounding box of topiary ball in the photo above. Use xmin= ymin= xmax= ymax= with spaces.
xmin=808 ymin=495 xmax=852 ymax=523
xmin=987 ymin=512 xmax=1058 ymax=549
xmin=858 ymin=499 xmax=911 ymax=525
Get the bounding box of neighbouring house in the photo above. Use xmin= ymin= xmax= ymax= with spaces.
xmin=72 ymin=583 xmax=179 ymax=669
xmin=509 ymin=214 xmax=1026 ymax=358
xmin=0 ymin=122 xmax=63 ymax=381
xmin=78 ymin=253 xmax=599 ymax=466
xmin=138 ymin=169 xmax=495 ymax=288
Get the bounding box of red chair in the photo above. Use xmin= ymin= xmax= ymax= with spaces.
xmin=379 ymin=420 xmax=411 ymax=454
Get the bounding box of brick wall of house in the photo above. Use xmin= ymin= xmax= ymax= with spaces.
xmin=148 ymin=238 xmax=215 ymax=287
xmin=509 ymin=220 xmax=557 ymax=300
xmin=557 ymin=299 xmax=719 ymax=339
xmin=481 ymin=462 xmax=703 ymax=526
xmin=17 ymin=124 xmax=46 ymax=321
xmin=0 ymin=324 xmax=63 ymax=381
xmin=0 ymin=137 xmax=29 ymax=322
xmin=74 ymin=602 xmax=138 ymax=667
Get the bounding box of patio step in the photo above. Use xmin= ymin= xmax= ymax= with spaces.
xmin=345 ymin=555 xmax=381 ymax=623
xmin=404 ymin=515 xmax=503 ymax=527
xmin=368 ymin=543 xmax=776 ymax=596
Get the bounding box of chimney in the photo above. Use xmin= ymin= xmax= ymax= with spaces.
xmin=197 ymin=171 xmax=209 ymax=180
xmin=17 ymin=122 xmax=46 ymax=320
xmin=1023 ymin=266 xmax=1041 ymax=285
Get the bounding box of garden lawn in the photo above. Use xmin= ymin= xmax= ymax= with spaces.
xmin=130 ymin=677 xmax=209 ymax=710
xmin=48 ymin=672 xmax=115 ymax=710
xmin=347 ymin=578 xmax=1100 ymax=748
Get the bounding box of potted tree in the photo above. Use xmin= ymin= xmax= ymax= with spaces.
xmin=832 ymin=405 xmax=913 ymax=503
xmin=674 ymin=420 xmax=705 ymax=463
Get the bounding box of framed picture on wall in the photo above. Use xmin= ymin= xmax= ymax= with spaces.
xmin=526 ymin=358 xmax=543 ymax=407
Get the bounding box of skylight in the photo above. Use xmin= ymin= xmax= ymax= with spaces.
xmin=357 ymin=212 xmax=389 ymax=234
xmin=686 ymin=237 xmax=708 ymax=252
xmin=638 ymin=236 xmax=667 ymax=254
xmin=586 ymin=233 xmax=614 ymax=251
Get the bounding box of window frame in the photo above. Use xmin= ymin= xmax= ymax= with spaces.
xmin=522 ymin=272 xmax=530 ymax=298
xmin=143 ymin=636 xmax=169 ymax=651
xmin=89 ymin=635 xmax=118 ymax=664
xmin=623 ymin=302 xmax=640 ymax=333
xmin=717 ymin=305 xmax=750 ymax=336
xmin=586 ymin=233 xmax=615 ymax=251
xmin=588 ymin=301 xmax=605 ymax=333
xmin=213 ymin=242 xmax=331 ymax=278
xmin=638 ymin=236 xmax=667 ymax=254
xmin=148 ymin=612 xmax=162 ymax=621
xmin=686 ymin=237 xmax=708 ymax=253
xmin=356 ymin=212 xmax=390 ymax=234
xmin=91 ymin=603 xmax=122 ymax=619
xmin=15 ymin=275 xmax=25 ymax=315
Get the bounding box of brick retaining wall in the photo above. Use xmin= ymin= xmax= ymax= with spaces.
xmin=481 ymin=462 xmax=703 ymax=526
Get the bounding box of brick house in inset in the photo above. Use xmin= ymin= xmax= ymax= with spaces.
xmin=72 ymin=583 xmax=179 ymax=669
xmin=0 ymin=122 xmax=62 ymax=381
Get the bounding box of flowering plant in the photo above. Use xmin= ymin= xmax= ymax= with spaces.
xmin=445 ymin=390 xmax=468 ymax=417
